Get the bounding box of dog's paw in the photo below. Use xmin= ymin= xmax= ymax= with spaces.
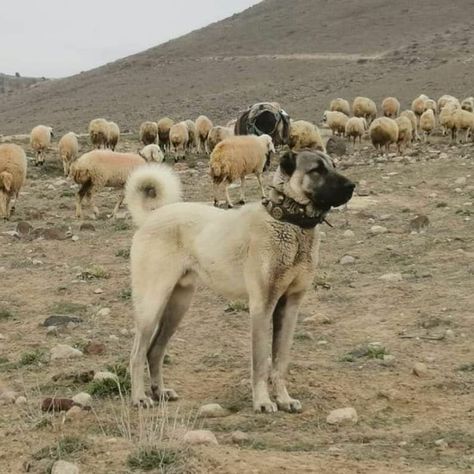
xmin=132 ymin=396 xmax=154 ymax=408
xmin=151 ymin=387 xmax=179 ymax=402
xmin=276 ymin=397 xmax=302 ymax=413
xmin=253 ymin=400 xmax=278 ymax=414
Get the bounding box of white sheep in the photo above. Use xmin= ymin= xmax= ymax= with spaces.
xmin=207 ymin=126 xmax=234 ymax=153
xmin=289 ymin=120 xmax=325 ymax=151
xmin=209 ymin=134 xmax=275 ymax=208
xmin=169 ymin=122 xmax=189 ymax=161
xmin=106 ymin=121 xmax=120 ymax=151
xmin=411 ymin=94 xmax=429 ymax=118
xmin=352 ymin=97 xmax=377 ymax=124
xmin=139 ymin=121 xmax=158 ymax=146
xmin=369 ymin=117 xmax=399 ymax=153
xmin=395 ymin=116 xmax=413 ymax=153
xmin=0 ymin=144 xmax=27 ymax=219
xmin=70 ymin=150 xmax=146 ymax=219
xmin=138 ymin=144 xmax=164 ymax=163
xmin=400 ymin=110 xmax=418 ymax=141
xmin=439 ymin=102 xmax=459 ymax=140
xmin=382 ymin=97 xmax=400 ymax=118
xmin=30 ymin=125 xmax=53 ymax=165
xmin=329 ymin=98 xmax=351 ymax=116
xmin=438 ymin=95 xmax=460 ymax=112
xmin=88 ymin=118 xmax=109 ymax=149
xmin=419 ymin=109 xmax=436 ymax=142
xmin=157 ymin=117 xmax=174 ymax=151
xmin=195 ymin=115 xmax=213 ymax=153
xmin=461 ymin=97 xmax=474 ymax=113
xmin=58 ymin=132 xmax=79 ymax=177
xmin=345 ymin=117 xmax=367 ymax=148
xmin=452 ymin=109 xmax=474 ymax=143
xmin=322 ymin=111 xmax=349 ymax=136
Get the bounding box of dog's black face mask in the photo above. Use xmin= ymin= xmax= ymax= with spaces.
xmin=279 ymin=150 xmax=355 ymax=210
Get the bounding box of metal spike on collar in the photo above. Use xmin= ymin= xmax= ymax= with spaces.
xmin=323 ymin=218 xmax=333 ymax=228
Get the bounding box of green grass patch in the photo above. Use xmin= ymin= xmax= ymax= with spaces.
xmin=33 ymin=436 xmax=89 ymax=461
xmin=458 ymin=363 xmax=474 ymax=372
xmin=120 ymin=288 xmax=132 ymax=300
xmin=0 ymin=307 xmax=15 ymax=321
xmin=127 ymin=447 xmax=183 ymax=472
xmin=19 ymin=349 xmax=48 ymax=367
xmin=115 ymin=248 xmax=130 ymax=258
xmin=341 ymin=343 xmax=389 ymax=362
xmin=79 ymin=264 xmax=110 ymax=280
xmin=224 ymin=301 xmax=249 ymax=313
xmin=50 ymin=302 xmax=87 ymax=314
xmin=113 ymin=221 xmax=131 ymax=231
xmin=87 ymin=363 xmax=130 ymax=397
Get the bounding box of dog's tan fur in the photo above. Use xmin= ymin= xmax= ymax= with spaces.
xmin=126 ymin=151 xmax=354 ymax=413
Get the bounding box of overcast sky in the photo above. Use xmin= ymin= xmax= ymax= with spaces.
xmin=1 ymin=0 xmax=261 ymax=78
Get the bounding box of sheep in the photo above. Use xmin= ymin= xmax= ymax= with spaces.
xmin=395 ymin=116 xmax=413 ymax=154
xmin=195 ymin=115 xmax=213 ymax=153
xmin=58 ymin=132 xmax=79 ymax=177
xmin=419 ymin=109 xmax=436 ymax=142
xmin=106 ymin=121 xmax=120 ymax=151
xmin=322 ymin=111 xmax=349 ymax=136
xmin=329 ymin=98 xmax=351 ymax=116
xmin=139 ymin=121 xmax=158 ymax=146
xmin=439 ymin=102 xmax=459 ymax=140
xmin=289 ymin=120 xmax=325 ymax=151
xmin=452 ymin=109 xmax=474 ymax=143
xmin=138 ymin=144 xmax=164 ymax=163
xmin=169 ymin=122 xmax=189 ymax=161
xmin=0 ymin=144 xmax=27 ymax=219
xmin=381 ymin=97 xmax=400 ymax=118
xmin=88 ymin=118 xmax=109 ymax=149
xmin=438 ymin=95 xmax=460 ymax=111
xmin=184 ymin=119 xmax=197 ymax=151
xmin=352 ymin=97 xmax=377 ymax=124
xmin=209 ymin=134 xmax=275 ymax=208
xmin=70 ymin=150 xmax=146 ymax=219
xmin=461 ymin=97 xmax=474 ymax=113
xmin=157 ymin=117 xmax=174 ymax=151
xmin=424 ymin=99 xmax=438 ymax=115
xmin=411 ymin=94 xmax=429 ymax=120
xmin=345 ymin=117 xmax=367 ymax=148
xmin=30 ymin=125 xmax=53 ymax=165
xmin=400 ymin=110 xmax=419 ymax=141
xmin=207 ymin=126 xmax=234 ymax=153
xmin=369 ymin=117 xmax=399 ymax=153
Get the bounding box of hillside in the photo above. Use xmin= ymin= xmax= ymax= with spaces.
xmin=0 ymin=0 xmax=473 ymax=134
xmin=0 ymin=73 xmax=47 ymax=95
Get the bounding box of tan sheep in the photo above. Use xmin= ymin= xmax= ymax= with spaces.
xmin=345 ymin=117 xmax=367 ymax=148
xmin=138 ymin=144 xmax=164 ymax=163
xmin=400 ymin=110 xmax=418 ymax=141
xmin=461 ymin=97 xmax=474 ymax=113
xmin=411 ymin=94 xmax=429 ymax=119
xmin=395 ymin=116 xmax=413 ymax=154
xmin=0 ymin=144 xmax=27 ymax=219
xmin=369 ymin=117 xmax=399 ymax=153
xmin=195 ymin=115 xmax=213 ymax=153
xmin=139 ymin=121 xmax=158 ymax=146
xmin=424 ymin=99 xmax=438 ymax=115
xmin=30 ymin=125 xmax=53 ymax=165
xmin=452 ymin=109 xmax=474 ymax=143
xmin=322 ymin=111 xmax=349 ymax=136
xmin=58 ymin=132 xmax=79 ymax=177
xmin=88 ymin=118 xmax=109 ymax=149
xmin=169 ymin=122 xmax=189 ymax=161
xmin=438 ymin=95 xmax=460 ymax=111
xmin=70 ymin=150 xmax=146 ymax=219
xmin=106 ymin=121 xmax=120 ymax=151
xmin=157 ymin=117 xmax=174 ymax=151
xmin=184 ymin=119 xmax=197 ymax=151
xmin=439 ymin=102 xmax=459 ymax=140
xmin=352 ymin=97 xmax=377 ymax=124
xmin=209 ymin=134 xmax=275 ymax=208
xmin=289 ymin=120 xmax=325 ymax=151
xmin=207 ymin=126 xmax=234 ymax=153
xmin=329 ymin=98 xmax=351 ymax=116
xmin=419 ymin=109 xmax=436 ymax=142
xmin=382 ymin=97 xmax=400 ymax=118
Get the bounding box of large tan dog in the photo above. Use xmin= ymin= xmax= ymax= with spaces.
xmin=125 ymin=150 xmax=355 ymax=413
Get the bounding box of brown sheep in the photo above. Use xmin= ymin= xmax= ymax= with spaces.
xmin=322 ymin=111 xmax=349 ymax=136
xmin=88 ymin=118 xmax=109 ymax=149
xmin=289 ymin=120 xmax=325 ymax=151
xmin=169 ymin=122 xmax=189 ymax=161
xmin=395 ymin=116 xmax=413 ymax=154
xmin=400 ymin=110 xmax=418 ymax=141
xmin=329 ymin=98 xmax=351 ymax=116
xmin=30 ymin=125 xmax=54 ymax=165
xmin=106 ymin=121 xmax=120 ymax=151
xmin=184 ymin=120 xmax=197 ymax=151
xmin=207 ymin=126 xmax=234 ymax=153
xmin=345 ymin=117 xmax=367 ymax=148
xmin=419 ymin=109 xmax=436 ymax=142
xmin=352 ymin=97 xmax=377 ymax=124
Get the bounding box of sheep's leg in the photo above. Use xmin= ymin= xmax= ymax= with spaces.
xmin=112 ymin=192 xmax=125 ymax=218
xmin=465 ymin=129 xmax=470 ymax=143
xmin=238 ymin=177 xmax=246 ymax=205
xmin=256 ymin=172 xmax=266 ymax=198
xmin=76 ymin=179 xmax=94 ymax=219
xmin=225 ymin=183 xmax=234 ymax=209
xmin=212 ymin=182 xmax=220 ymax=207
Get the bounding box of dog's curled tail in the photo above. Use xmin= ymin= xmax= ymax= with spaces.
xmin=125 ymin=164 xmax=182 ymax=227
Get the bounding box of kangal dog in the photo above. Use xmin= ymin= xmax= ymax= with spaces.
xmin=125 ymin=150 xmax=355 ymax=413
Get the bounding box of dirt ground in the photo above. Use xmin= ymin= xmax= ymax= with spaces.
xmin=0 ymin=132 xmax=473 ymax=474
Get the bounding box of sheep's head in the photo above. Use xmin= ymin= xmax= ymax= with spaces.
xmin=322 ymin=112 xmax=329 ymax=124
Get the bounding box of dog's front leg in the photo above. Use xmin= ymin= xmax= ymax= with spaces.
xmin=271 ymin=292 xmax=305 ymax=413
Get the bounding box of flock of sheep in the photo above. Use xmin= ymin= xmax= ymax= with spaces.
xmin=0 ymin=92 xmax=473 ymax=219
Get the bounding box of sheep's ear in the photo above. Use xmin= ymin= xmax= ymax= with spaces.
xmin=279 ymin=150 xmax=297 ymax=176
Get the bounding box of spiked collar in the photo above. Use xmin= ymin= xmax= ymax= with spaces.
xmin=261 ymin=188 xmax=329 ymax=229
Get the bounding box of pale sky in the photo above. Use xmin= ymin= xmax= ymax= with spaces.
xmin=1 ymin=0 xmax=261 ymax=78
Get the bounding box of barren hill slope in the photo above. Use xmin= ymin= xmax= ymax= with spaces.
xmin=0 ymin=0 xmax=473 ymax=135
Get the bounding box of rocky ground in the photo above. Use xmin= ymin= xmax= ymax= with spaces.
xmin=0 ymin=133 xmax=473 ymax=473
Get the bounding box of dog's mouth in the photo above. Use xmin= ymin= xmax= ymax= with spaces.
xmin=310 ymin=180 xmax=355 ymax=210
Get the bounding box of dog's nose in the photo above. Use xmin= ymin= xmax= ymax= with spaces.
xmin=345 ymin=181 xmax=356 ymax=191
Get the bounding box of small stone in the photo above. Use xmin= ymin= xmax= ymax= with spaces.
xmin=119 ymin=328 xmax=129 ymax=336
xmin=339 ymin=255 xmax=356 ymax=265
xmin=399 ymin=441 xmax=408 ymax=447
xmin=343 ymin=229 xmax=355 ymax=238
xmin=93 ymin=371 xmax=119 ymax=382
xmin=409 ymin=215 xmax=430 ymax=233
xmin=0 ymin=390 xmax=18 ymax=404
xmin=34 ymin=228 xmax=68 ymax=240
xmin=16 ymin=221 xmax=34 ymax=235
xmin=15 ymin=395 xmax=27 ymax=405
xmin=32 ymin=259 xmax=43 ymax=265
xmin=109 ymin=335 xmax=119 ymax=342
xmin=379 ymin=272 xmax=403 ymax=282
xmin=434 ymin=438 xmax=448 ymax=449
xmin=71 ymin=235 xmax=80 ymax=242
xmin=198 ymin=403 xmax=231 ymax=418
xmin=326 ymin=136 xmax=346 ymax=156
xmin=455 ymin=177 xmax=467 ymax=185
xmin=46 ymin=326 xmax=58 ymax=336
xmin=454 ymin=188 xmax=462 ymax=194
xmin=66 ymin=405 xmax=84 ymax=420
xmin=326 ymin=407 xmax=358 ymax=425
xmin=0 ymin=333 xmax=5 ymax=340
xmin=439 ymin=153 xmax=448 ymax=160
xmin=94 ymin=288 xmax=103 ymax=294
xmin=47 ymin=184 xmax=55 ymax=191
xmin=370 ymin=225 xmax=388 ymax=235
xmin=97 ymin=308 xmax=111 ymax=317
xmin=231 ymin=431 xmax=249 ymax=443
xmin=84 ymin=341 xmax=106 ymax=355
xmin=50 ymin=344 xmax=83 ymax=360
xmin=51 ymin=460 xmax=80 ymax=474
xmin=43 ymin=315 xmax=82 ymax=327
xmin=79 ymin=223 xmax=95 ymax=232
xmin=412 ymin=362 xmax=428 ymax=377
xmin=72 ymin=392 xmax=92 ymax=407
xmin=183 ymin=429 xmax=218 ymax=445
xmin=445 ymin=329 xmax=455 ymax=338
xmin=380 ymin=355 xmax=396 ymax=366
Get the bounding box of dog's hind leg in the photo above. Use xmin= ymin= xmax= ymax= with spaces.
xmin=147 ymin=274 xmax=196 ymax=402
xmin=271 ymin=292 xmax=305 ymax=413
xmin=238 ymin=177 xmax=246 ymax=205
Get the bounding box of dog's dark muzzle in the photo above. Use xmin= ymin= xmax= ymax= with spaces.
xmin=313 ymin=173 xmax=355 ymax=209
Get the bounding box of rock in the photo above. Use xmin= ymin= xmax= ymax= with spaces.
xmin=43 ymin=315 xmax=82 ymax=327
xmin=183 ymin=429 xmax=218 ymax=445
xmin=339 ymin=255 xmax=356 ymax=265
xmin=455 ymin=177 xmax=467 ymax=185
xmin=343 ymin=229 xmax=355 ymax=238
xmin=41 ymin=398 xmax=75 ymax=412
xmin=51 ymin=460 xmax=80 ymax=474
xmin=409 ymin=215 xmax=430 ymax=233
xmin=109 ymin=335 xmax=119 ymax=342
xmin=71 ymin=235 xmax=80 ymax=242
xmin=231 ymin=431 xmax=250 ymax=444
xmin=84 ymin=341 xmax=106 ymax=355
xmin=50 ymin=344 xmax=83 ymax=360
xmin=94 ymin=288 xmax=103 ymax=294
xmin=46 ymin=326 xmax=58 ymax=336
xmin=119 ymin=328 xmax=129 ymax=336
xmin=0 ymin=333 xmax=5 ymax=340
xmin=380 ymin=355 xmax=396 ymax=366
xmin=32 ymin=259 xmax=43 ymax=265
xmin=198 ymin=403 xmax=231 ymax=418
xmin=66 ymin=405 xmax=84 ymax=420
xmin=439 ymin=153 xmax=448 ymax=160
xmin=412 ymin=362 xmax=428 ymax=377
xmin=0 ymin=390 xmax=18 ymax=404
xmin=72 ymin=392 xmax=92 ymax=407
xmin=33 ymin=228 xmax=68 ymax=240
xmin=379 ymin=273 xmax=403 ymax=282
xmin=445 ymin=329 xmax=455 ymax=338
xmin=326 ymin=407 xmax=358 ymax=425
xmin=79 ymin=223 xmax=95 ymax=232
xmin=96 ymin=308 xmax=111 ymax=317
xmin=369 ymin=225 xmax=388 ymax=235
xmin=93 ymin=371 xmax=118 ymax=382
xmin=16 ymin=221 xmax=33 ymax=235
xmin=326 ymin=136 xmax=346 ymax=156
xmin=434 ymin=438 xmax=448 ymax=449
xmin=15 ymin=395 xmax=27 ymax=405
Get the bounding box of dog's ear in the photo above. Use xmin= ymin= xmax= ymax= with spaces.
xmin=279 ymin=150 xmax=297 ymax=176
